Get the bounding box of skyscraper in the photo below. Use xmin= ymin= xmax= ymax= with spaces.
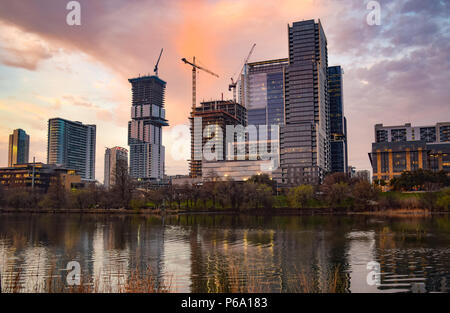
xmin=280 ymin=19 xmax=331 ymax=185
xmin=8 ymin=129 xmax=29 ymax=167
xmin=47 ymin=118 xmax=96 ymax=180
xmin=328 ymin=66 xmax=348 ymax=173
xmin=104 ymin=146 xmax=128 ymax=189
xmin=241 ymin=58 xmax=288 ymax=127
xmin=128 ymin=75 xmax=168 ymax=180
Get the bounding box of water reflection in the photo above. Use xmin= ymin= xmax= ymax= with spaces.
xmin=0 ymin=213 xmax=449 ymax=293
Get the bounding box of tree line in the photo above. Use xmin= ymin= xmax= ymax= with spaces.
xmin=0 ymin=166 xmax=449 ymax=212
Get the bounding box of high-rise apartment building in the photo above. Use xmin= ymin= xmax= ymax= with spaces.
xmin=128 ymin=75 xmax=168 ymax=181
xmin=328 ymin=66 xmax=348 ymax=173
xmin=280 ymin=19 xmax=330 ymax=185
xmin=47 ymin=118 xmax=96 ymax=180
xmin=104 ymin=146 xmax=128 ymax=189
xmin=8 ymin=129 xmax=29 ymax=167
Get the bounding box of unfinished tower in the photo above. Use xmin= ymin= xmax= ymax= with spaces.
xmin=128 ymin=75 xmax=168 ymax=181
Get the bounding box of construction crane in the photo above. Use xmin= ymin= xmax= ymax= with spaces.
xmin=153 ymin=48 xmax=163 ymax=76
xmin=181 ymin=57 xmax=219 ymax=112
xmin=229 ymin=43 xmax=256 ymax=102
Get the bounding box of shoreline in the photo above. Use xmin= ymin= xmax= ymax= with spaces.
xmin=0 ymin=207 xmax=448 ymax=217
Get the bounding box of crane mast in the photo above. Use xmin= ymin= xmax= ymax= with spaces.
xmin=154 ymin=48 xmax=163 ymax=77
xmin=229 ymin=43 xmax=256 ymax=102
xmin=181 ymin=57 xmax=219 ymax=113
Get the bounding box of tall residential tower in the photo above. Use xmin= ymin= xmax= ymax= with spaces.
xmin=128 ymin=75 xmax=168 ymax=180
xmin=8 ymin=129 xmax=29 ymax=167
xmin=280 ymin=19 xmax=331 ymax=185
xmin=47 ymin=118 xmax=96 ymax=180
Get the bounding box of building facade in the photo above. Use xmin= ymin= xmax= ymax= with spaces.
xmin=128 ymin=76 xmax=168 ymax=181
xmin=8 ymin=129 xmax=30 ymax=167
xmin=202 ymin=160 xmax=275 ymax=182
xmin=47 ymin=118 xmax=96 ymax=180
xmin=280 ymin=19 xmax=331 ymax=186
xmin=0 ymin=163 xmax=81 ymax=192
xmin=328 ymin=66 xmax=348 ymax=173
xmin=190 ymin=100 xmax=246 ymax=178
xmin=104 ymin=146 xmax=128 ymax=189
xmin=369 ymin=122 xmax=450 ymax=181
xmin=240 ymin=58 xmax=288 ymax=127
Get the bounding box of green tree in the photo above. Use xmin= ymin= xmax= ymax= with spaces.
xmin=287 ymin=185 xmax=314 ymax=208
xmin=322 ymin=182 xmax=350 ymax=207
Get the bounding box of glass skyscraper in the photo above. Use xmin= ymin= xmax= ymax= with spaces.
xmin=241 ymin=58 xmax=288 ymax=127
xmin=328 ymin=66 xmax=348 ymax=173
xmin=47 ymin=118 xmax=96 ymax=180
xmin=8 ymin=129 xmax=29 ymax=167
xmin=128 ymin=75 xmax=168 ymax=180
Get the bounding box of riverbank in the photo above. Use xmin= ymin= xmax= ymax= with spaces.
xmin=1 ymin=206 xmax=448 ymax=217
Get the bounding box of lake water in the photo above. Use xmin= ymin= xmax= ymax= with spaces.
xmin=0 ymin=213 xmax=449 ymax=293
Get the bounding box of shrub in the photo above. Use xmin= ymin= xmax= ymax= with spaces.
xmin=378 ymin=193 xmax=400 ymax=209
xmin=399 ymin=197 xmax=422 ymax=210
xmin=420 ymin=192 xmax=438 ymax=210
xmin=436 ymin=188 xmax=450 ymax=211
xmin=129 ymin=198 xmax=147 ymax=210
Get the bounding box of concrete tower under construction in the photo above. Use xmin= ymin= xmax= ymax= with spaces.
xmin=128 ymin=75 xmax=168 ymax=181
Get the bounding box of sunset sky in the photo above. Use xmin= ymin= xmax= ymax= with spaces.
xmin=0 ymin=0 xmax=449 ymax=181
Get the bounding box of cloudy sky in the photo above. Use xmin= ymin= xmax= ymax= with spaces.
xmin=0 ymin=0 xmax=448 ymax=181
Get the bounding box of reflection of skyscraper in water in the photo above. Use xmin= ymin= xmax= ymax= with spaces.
xmin=126 ymin=217 xmax=166 ymax=290
xmin=91 ymin=224 xmax=130 ymax=292
xmin=346 ymin=231 xmax=379 ymax=293
xmin=21 ymin=247 xmax=49 ymax=292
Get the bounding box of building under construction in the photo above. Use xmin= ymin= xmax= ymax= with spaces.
xmin=189 ymin=100 xmax=246 ymax=178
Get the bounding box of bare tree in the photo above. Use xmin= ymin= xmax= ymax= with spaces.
xmin=41 ymin=175 xmax=66 ymax=209
xmin=111 ymin=160 xmax=134 ymax=209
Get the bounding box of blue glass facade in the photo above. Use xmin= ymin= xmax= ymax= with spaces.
xmin=243 ymin=59 xmax=287 ymax=127
xmin=47 ymin=118 xmax=96 ymax=180
xmin=328 ymin=66 xmax=348 ymax=173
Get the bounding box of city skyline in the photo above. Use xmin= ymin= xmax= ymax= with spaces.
xmin=0 ymin=0 xmax=449 ymax=182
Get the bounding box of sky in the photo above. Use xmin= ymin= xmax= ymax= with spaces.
xmin=0 ymin=0 xmax=449 ymax=182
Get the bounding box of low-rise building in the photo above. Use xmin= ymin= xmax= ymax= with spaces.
xmin=369 ymin=123 xmax=450 ymax=182
xmin=0 ymin=163 xmax=82 ymax=192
